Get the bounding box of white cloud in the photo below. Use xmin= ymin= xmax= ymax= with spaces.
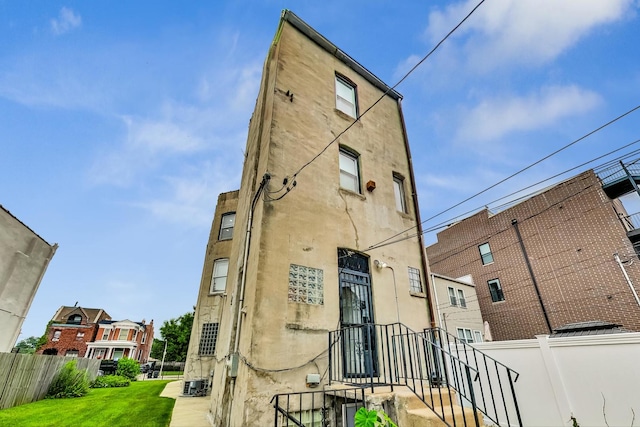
xmin=426 ymin=0 xmax=633 ymax=71
xmin=456 ymin=85 xmax=601 ymax=143
xmin=51 ymin=7 xmax=82 ymax=35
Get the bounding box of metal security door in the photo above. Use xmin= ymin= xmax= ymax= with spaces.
xmin=339 ymin=265 xmax=378 ymax=378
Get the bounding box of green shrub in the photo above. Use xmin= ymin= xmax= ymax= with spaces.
xmin=354 ymin=407 xmax=397 ymax=427
xmin=116 ymin=357 xmax=140 ymax=381
xmin=91 ymin=375 xmax=131 ymax=388
xmin=46 ymin=360 xmax=90 ymax=398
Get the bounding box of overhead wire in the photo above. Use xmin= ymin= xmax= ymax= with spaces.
xmin=280 ymin=0 xmax=488 ymax=193
xmin=366 ymin=136 xmax=640 ymax=252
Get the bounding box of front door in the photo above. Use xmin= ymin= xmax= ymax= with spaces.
xmin=338 ymin=249 xmax=377 ymax=378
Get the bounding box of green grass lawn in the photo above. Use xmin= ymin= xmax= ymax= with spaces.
xmin=0 ymin=380 xmax=175 ymax=427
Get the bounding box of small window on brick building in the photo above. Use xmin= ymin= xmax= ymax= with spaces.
xmin=479 ymin=243 xmax=494 ymax=265
xmin=102 ymin=330 xmax=109 ymax=340
xmin=66 ymin=349 xmax=79 ymax=357
xmin=67 ymin=314 xmax=82 ymax=325
xmin=52 ymin=330 xmax=61 ymax=341
xmin=118 ymin=329 xmax=129 ymax=340
xmin=76 ymin=332 xmax=85 ymax=340
xmin=488 ymin=279 xmax=505 ymax=302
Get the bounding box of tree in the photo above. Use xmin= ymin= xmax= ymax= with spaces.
xmin=150 ymin=311 xmax=194 ymax=362
xmin=15 ymin=336 xmax=39 ymax=354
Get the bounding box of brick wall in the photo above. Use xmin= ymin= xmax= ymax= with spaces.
xmin=38 ymin=324 xmax=97 ymax=357
xmin=427 ymin=171 xmax=640 ymax=340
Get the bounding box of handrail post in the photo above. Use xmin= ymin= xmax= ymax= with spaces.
xmin=274 ymin=394 xmax=279 ymax=426
xmin=465 ymin=366 xmax=481 ymax=427
xmin=507 ymin=369 xmax=523 ymax=427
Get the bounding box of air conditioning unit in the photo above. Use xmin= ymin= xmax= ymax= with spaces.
xmin=183 ymin=379 xmax=208 ymax=396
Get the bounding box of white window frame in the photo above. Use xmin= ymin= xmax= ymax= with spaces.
xmin=457 ymin=289 xmax=466 ymax=308
xmin=408 ymin=267 xmax=423 ymax=293
xmin=474 ymin=330 xmax=483 ymax=343
xmin=141 ymin=333 xmax=147 ymax=344
xmin=211 ymin=258 xmax=229 ymax=293
xmin=118 ymin=329 xmax=129 ymax=341
xmin=457 ymin=328 xmax=474 ymax=344
xmin=219 ymin=213 xmax=235 ymax=241
xmin=339 ymin=148 xmax=360 ymax=193
xmin=335 ymin=75 xmax=357 ymax=118
xmin=448 ymin=287 xmax=457 ymax=306
xmin=102 ymin=330 xmax=109 ymax=340
xmin=52 ymin=330 xmax=61 ymax=341
xmin=479 ymin=243 xmax=494 ymax=265
xmin=393 ymin=175 xmax=407 ymax=213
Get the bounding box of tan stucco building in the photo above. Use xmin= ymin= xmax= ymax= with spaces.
xmin=0 ymin=205 xmax=57 ymax=352
xmin=185 ymin=11 xmax=434 ymax=426
xmin=430 ymin=273 xmax=486 ymax=343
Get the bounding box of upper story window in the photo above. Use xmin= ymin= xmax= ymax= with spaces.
xmin=211 ymin=258 xmax=229 ymax=293
xmin=408 ymin=267 xmax=423 ymax=293
xmin=67 ymin=314 xmax=82 ymax=324
xmin=117 ymin=329 xmax=129 ymax=340
xmin=219 ymin=213 xmax=235 ymax=240
xmin=457 ymin=289 xmax=466 ymax=308
xmin=339 ymin=148 xmax=360 ymax=193
xmin=335 ymin=75 xmax=357 ymax=118
xmin=457 ymin=328 xmax=474 ymax=344
xmin=393 ymin=175 xmax=407 ymax=213
xmin=102 ymin=330 xmax=109 ymax=340
xmin=52 ymin=330 xmax=61 ymax=341
xmin=448 ymin=287 xmax=457 ymax=305
xmin=479 ymin=243 xmax=494 ymax=265
xmin=141 ymin=333 xmax=147 ymax=344
xmin=488 ymin=278 xmax=505 ymax=302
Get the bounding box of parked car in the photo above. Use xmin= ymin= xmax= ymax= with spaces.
xmin=140 ymin=361 xmax=156 ymax=373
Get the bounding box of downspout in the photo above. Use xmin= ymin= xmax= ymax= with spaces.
xmin=227 ymin=173 xmax=270 ymax=424
xmin=614 ymin=253 xmax=640 ymax=307
xmin=511 ymin=219 xmax=553 ymax=334
xmin=397 ymin=99 xmax=437 ymax=327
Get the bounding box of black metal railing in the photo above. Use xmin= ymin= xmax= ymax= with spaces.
xmin=328 ymin=323 xmax=490 ymax=427
xmin=427 ymin=328 xmax=523 ymax=427
xmin=623 ymin=212 xmax=640 ymax=231
xmin=271 ymin=387 xmax=366 ymax=427
xmin=597 ymin=162 xmax=640 ymax=187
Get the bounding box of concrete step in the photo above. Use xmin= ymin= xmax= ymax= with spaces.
xmin=406 ymin=405 xmax=484 ymax=427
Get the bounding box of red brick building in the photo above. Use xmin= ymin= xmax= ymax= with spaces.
xmin=426 ymin=170 xmax=640 ymax=340
xmin=38 ymin=306 xmax=111 ymax=357
xmin=38 ymin=305 xmax=154 ymax=362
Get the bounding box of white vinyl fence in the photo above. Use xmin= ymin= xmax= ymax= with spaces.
xmin=465 ymin=333 xmax=640 ymax=427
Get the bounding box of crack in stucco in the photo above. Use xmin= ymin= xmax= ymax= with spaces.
xmin=338 ymin=191 xmax=360 ymax=249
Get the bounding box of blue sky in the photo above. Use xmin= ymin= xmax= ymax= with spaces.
xmin=2 ymin=1 xmax=640 ymax=341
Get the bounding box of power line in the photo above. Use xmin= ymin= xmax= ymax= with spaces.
xmin=279 ymin=0 xmax=487 ymax=191
xmin=367 ymin=104 xmax=640 ymax=252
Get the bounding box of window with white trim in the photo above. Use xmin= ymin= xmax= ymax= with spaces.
xmin=393 ymin=175 xmax=407 ymax=213
xmin=448 ymin=287 xmax=457 ymax=306
xmin=141 ymin=333 xmax=147 ymax=344
xmin=408 ymin=267 xmax=423 ymax=293
xmin=339 ymin=148 xmax=360 ymax=193
xmin=474 ymin=331 xmax=483 ymax=343
xmin=118 ymin=329 xmax=129 ymax=340
xmin=479 ymin=243 xmax=494 ymax=265
xmin=335 ymin=75 xmax=357 ymax=118
xmin=457 ymin=289 xmax=466 ymax=308
xmin=52 ymin=330 xmax=61 ymax=341
xmin=219 ymin=213 xmax=235 ymax=240
xmin=102 ymin=330 xmax=109 ymax=340
xmin=199 ymin=323 xmax=219 ymax=356
xmin=457 ymin=328 xmax=474 ymax=344
xmin=210 ymin=258 xmax=229 ymax=293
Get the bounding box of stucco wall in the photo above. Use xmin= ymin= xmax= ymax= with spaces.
xmin=196 ymin=14 xmax=432 ymax=427
xmin=432 ymin=274 xmax=485 ymax=340
xmin=0 ymin=207 xmax=56 ymax=352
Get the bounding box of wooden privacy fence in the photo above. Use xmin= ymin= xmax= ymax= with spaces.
xmin=0 ymin=352 xmax=101 ymax=409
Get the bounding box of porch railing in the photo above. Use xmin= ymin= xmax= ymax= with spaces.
xmin=271 ymin=387 xmax=366 ymax=427
xmin=327 ymin=323 xmax=522 ymax=427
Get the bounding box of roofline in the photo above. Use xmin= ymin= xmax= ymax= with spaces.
xmin=1 ymin=204 xmax=54 ymax=246
xmin=430 ymin=272 xmax=476 ymax=287
xmin=280 ymin=10 xmax=402 ymax=101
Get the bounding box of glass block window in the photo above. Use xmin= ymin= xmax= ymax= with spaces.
xmin=289 ymin=264 xmax=324 ymax=305
xmin=199 ymin=323 xmax=219 ymax=356
xmin=408 ymin=267 xmax=423 ymax=293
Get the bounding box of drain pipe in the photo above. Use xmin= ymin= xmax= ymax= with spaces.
xmin=227 ymin=173 xmax=270 ymax=422
xmin=512 ymin=219 xmax=553 ymax=334
xmin=614 ymin=253 xmax=640 ymax=307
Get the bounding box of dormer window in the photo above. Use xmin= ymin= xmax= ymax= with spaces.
xmin=67 ymin=314 xmax=82 ymax=325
